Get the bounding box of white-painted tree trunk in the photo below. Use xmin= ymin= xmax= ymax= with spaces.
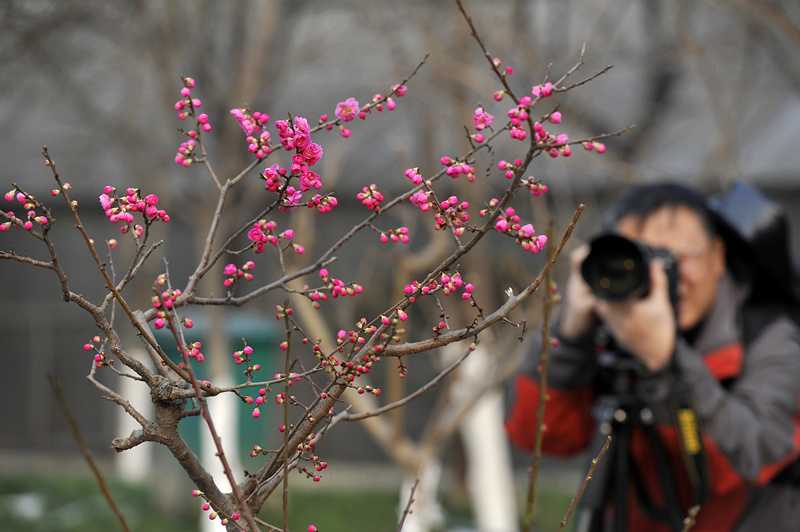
xmin=399 ymin=461 xmax=445 ymax=532
xmin=451 ymin=344 xmax=519 ymax=532
xmin=115 ymin=348 xmax=154 ymax=483
xmin=398 ymin=344 xmax=519 ymax=532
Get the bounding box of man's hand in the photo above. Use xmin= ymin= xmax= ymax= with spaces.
xmin=558 ymin=245 xmax=597 ymax=339
xmin=594 ymin=260 xmax=676 ymax=372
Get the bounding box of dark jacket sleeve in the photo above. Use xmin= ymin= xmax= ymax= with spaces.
xmin=671 ymin=316 xmax=800 ymax=486
xmin=505 ymin=326 xmax=599 ymax=456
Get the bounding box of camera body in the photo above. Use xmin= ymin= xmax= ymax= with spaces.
xmin=580 ymin=233 xmax=679 ymax=310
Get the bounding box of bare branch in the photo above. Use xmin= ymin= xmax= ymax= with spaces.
xmin=0 ymin=250 xmax=54 ymax=270
xmin=560 ymin=435 xmax=612 ymax=529
xmin=111 ymin=429 xmax=151 ymax=452
xmin=87 ymin=365 xmax=149 ymax=428
xmin=344 ymin=344 xmax=474 ymax=422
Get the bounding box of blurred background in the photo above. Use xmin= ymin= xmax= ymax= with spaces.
xmin=1 ymin=0 xmax=800 ymax=530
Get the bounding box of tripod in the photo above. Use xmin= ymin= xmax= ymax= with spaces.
xmin=574 ymin=350 xmax=703 ymax=532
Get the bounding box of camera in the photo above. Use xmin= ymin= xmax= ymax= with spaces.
xmin=580 ymin=233 xmax=679 ymax=306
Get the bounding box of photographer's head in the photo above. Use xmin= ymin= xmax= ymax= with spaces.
xmin=608 ymin=183 xmax=726 ymax=331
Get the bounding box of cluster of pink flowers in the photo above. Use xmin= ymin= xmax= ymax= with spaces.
xmin=335 ymin=328 xmax=358 ymax=345
xmin=98 ymin=186 xmax=170 ymax=234
xmin=303 ymin=455 xmax=330 ymax=483
xmin=151 ymin=287 xmax=181 ymax=312
xmin=281 ymin=186 xmax=304 ymax=208
xmin=440 ymin=156 xmax=477 ymax=181
xmin=356 ymin=184 xmax=384 ymax=211
xmin=82 ymin=335 xmax=106 ymax=366
xmin=522 ymin=177 xmax=549 ymax=197
xmin=175 ymin=139 xmax=197 ymax=167
xmin=378 ymin=311 xmax=405 ymax=326
xmin=329 ymin=85 xmax=407 ymax=138
xmin=184 ymin=341 xmax=206 ymax=363
xmin=497 ymin=159 xmax=524 ymax=180
xmin=232 ymin=344 xmax=255 ymax=366
xmin=517 ymin=223 xmax=549 ymax=253
xmin=473 ymin=106 xmax=494 ymax=131
xmin=320 ymin=267 xmax=364 ymax=298
xmin=230 ymin=108 xmax=272 ymax=159
xmin=268 ymin=116 xmax=326 ymax=205
xmin=486 ymin=203 xmax=548 ymax=253
xmin=305 ymin=268 xmax=364 ymax=309
xmin=327 ymin=326 xmax=387 ymax=388
xmin=489 ymin=204 xmax=520 ymax=233
xmin=409 ymin=189 xmax=433 ymax=212
xmin=582 ymin=141 xmax=607 ymax=154
xmin=402 ymin=271 xmax=475 ymax=302
xmin=275 ymin=116 xmax=312 ymax=152
xmin=378 ymin=226 xmax=410 ymax=244
xmin=247 ymin=219 xmax=303 ymax=254
xmin=2 ymin=190 xmax=48 ymax=232
xmin=261 ymin=163 xmax=287 ymax=192
xmin=174 ymin=77 xmax=203 ymax=121
xmin=507 ymin=97 xmax=534 ymax=141
xmin=440 ymin=272 xmax=475 ymax=300
xmin=173 ymin=77 xmax=212 ymax=167
xmin=367 ymin=92 xmax=397 ymax=113
xmin=335 ymin=97 xmax=359 ymax=122
xmin=404 ymin=167 xmax=424 ymax=185
xmin=434 ymin=195 xmax=470 ymax=236
xmin=233 ymin=343 xmax=263 ymax=382
xmin=247 ymin=385 xmax=267 ymax=419
xmin=533 ymin=120 xmax=572 ymax=158
xmin=195 ymin=490 xmax=236 ymax=523
xmin=306 ymin=193 xmax=338 ymax=214
xmin=531 ymin=81 xmax=554 ymax=98
xmin=223 ymin=261 xmax=255 ymax=287
xmin=150 ymin=285 xmax=184 ymax=329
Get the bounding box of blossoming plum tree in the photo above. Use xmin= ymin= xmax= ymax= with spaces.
xmin=0 ymin=2 xmax=621 ymax=530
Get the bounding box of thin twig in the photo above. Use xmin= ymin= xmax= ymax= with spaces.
xmin=48 ymin=374 xmax=131 ymax=532
xmin=282 ymin=306 xmax=291 ymax=532
xmin=345 ymin=345 xmax=473 ymax=421
xmin=0 ymin=251 xmax=54 ymax=270
xmin=254 ymin=517 xmax=283 ymax=532
xmin=560 ymin=435 xmax=612 ymax=529
xmin=101 ymin=239 xmax=165 ymax=311
xmin=682 ymin=505 xmax=701 ymax=532
xmin=397 ymin=478 xmax=420 ymax=532
xmin=556 ymin=64 xmax=614 ymax=92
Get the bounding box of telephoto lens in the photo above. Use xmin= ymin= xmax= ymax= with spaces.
xmin=581 ymin=233 xmax=657 ymax=301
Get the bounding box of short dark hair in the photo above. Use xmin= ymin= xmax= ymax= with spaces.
xmin=604 ymin=182 xmax=718 ymax=238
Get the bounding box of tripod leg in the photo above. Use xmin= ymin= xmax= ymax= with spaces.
xmin=613 ymin=422 xmax=630 ymax=532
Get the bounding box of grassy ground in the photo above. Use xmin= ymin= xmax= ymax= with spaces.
xmin=0 ymin=473 xmax=573 ymax=531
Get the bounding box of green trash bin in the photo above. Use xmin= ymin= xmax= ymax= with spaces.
xmin=154 ymin=312 xmax=279 ymax=466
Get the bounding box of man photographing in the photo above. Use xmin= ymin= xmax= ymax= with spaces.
xmin=506 ymin=183 xmax=800 ymax=531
